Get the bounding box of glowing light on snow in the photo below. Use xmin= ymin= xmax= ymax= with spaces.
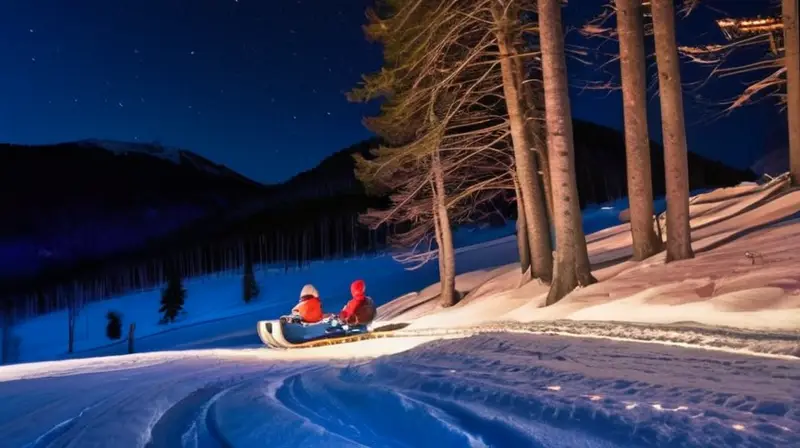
xmin=732 ymin=424 xmax=746 ymax=431
xmin=545 ymin=385 xmax=561 ymax=391
xmin=651 ymin=403 xmax=689 ymax=412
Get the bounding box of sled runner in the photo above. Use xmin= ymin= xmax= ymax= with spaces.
xmin=257 ymin=318 xmax=408 ymax=349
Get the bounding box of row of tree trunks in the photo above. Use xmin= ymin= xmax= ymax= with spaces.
xmin=501 ymin=0 xmax=696 ymax=305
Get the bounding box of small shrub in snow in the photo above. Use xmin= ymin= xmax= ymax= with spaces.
xmin=159 ymin=268 xmax=186 ymax=324
xmin=106 ymin=311 xmax=123 ymax=340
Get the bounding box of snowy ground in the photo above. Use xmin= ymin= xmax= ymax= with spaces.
xmin=0 ymin=333 xmax=797 ymax=447
xmin=1 ymin=179 xmax=799 ymax=447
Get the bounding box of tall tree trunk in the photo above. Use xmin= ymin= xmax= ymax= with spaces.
xmin=784 ymin=0 xmax=800 ymax=184
xmin=617 ymin=0 xmax=662 ymax=260
xmin=516 ymin=61 xmax=554 ymax=219
xmin=493 ymin=3 xmax=553 ymax=283
xmin=538 ymin=0 xmax=596 ymax=306
xmin=432 ymin=151 xmax=457 ymax=308
xmin=513 ymin=174 xmax=532 ymax=274
xmin=651 ymin=0 xmax=694 ymax=262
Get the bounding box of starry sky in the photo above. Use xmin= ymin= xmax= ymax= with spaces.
xmin=0 ymin=0 xmax=784 ymax=184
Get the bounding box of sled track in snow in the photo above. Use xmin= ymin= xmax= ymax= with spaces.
xmin=144 ymin=381 xmax=235 ymax=448
xmin=281 ymin=320 xmax=799 ymax=359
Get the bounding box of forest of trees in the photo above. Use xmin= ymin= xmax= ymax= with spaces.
xmin=348 ymin=0 xmax=798 ymax=307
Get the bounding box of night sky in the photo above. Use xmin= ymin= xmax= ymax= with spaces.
xmin=0 ymin=0 xmax=784 ymax=184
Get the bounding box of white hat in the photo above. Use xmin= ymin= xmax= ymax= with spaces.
xmin=300 ymin=284 xmax=319 ymax=299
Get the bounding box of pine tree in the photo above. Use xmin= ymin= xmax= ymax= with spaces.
xmin=159 ymin=266 xmax=186 ymax=324
xmin=106 ymin=311 xmax=122 ymax=340
xmin=242 ymin=247 xmax=260 ymax=303
xmin=651 ymin=0 xmax=694 ymax=262
xmin=616 ymin=0 xmax=662 ymax=260
xmin=350 ymin=0 xmax=557 ymax=303
xmin=539 ymin=0 xmax=596 ymax=305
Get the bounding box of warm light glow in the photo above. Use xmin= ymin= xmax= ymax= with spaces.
xmin=717 ymin=16 xmax=783 ymax=40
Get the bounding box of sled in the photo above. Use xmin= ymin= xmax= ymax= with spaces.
xmin=257 ymin=318 xmax=409 ymax=349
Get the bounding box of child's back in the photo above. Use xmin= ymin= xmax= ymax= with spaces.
xmin=292 ymin=284 xmax=324 ymax=323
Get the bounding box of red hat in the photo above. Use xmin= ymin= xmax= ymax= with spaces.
xmin=350 ymin=279 xmax=366 ymax=296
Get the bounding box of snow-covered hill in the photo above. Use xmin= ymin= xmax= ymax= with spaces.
xmin=77 ymin=139 xmax=261 ymax=184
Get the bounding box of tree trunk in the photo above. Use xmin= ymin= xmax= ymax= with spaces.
xmin=784 ymin=0 xmax=800 ymax=184
xmin=516 ymin=60 xmax=554 ymax=220
xmin=617 ymin=0 xmax=662 ymax=260
xmin=68 ymin=305 xmax=75 ymax=354
xmin=651 ymin=0 xmax=694 ymax=262
xmin=513 ymin=175 xmax=532 ymax=274
xmin=128 ymin=323 xmax=136 ymax=354
xmin=493 ymin=4 xmax=553 ymax=283
xmin=432 ymin=152 xmax=457 ymax=308
xmin=538 ymin=0 xmax=596 ymax=306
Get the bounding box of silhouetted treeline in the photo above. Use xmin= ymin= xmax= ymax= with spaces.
xmin=1 ymin=208 xmax=391 ymax=322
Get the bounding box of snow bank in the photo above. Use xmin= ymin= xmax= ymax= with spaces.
xmin=380 ymin=177 xmax=800 ymax=341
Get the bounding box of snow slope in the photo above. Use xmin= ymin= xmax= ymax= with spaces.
xmin=380 ymin=175 xmax=800 ymax=343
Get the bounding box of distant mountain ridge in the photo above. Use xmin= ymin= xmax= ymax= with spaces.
xmin=76 ymin=139 xmax=264 ymax=187
xmin=0 ymin=140 xmax=267 ymax=281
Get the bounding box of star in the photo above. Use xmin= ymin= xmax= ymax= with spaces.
xmin=189 ymin=50 xmax=196 ymax=55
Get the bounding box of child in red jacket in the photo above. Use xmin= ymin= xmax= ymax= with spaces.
xmin=289 ymin=284 xmax=324 ymax=323
xmin=339 ymin=279 xmax=376 ymax=326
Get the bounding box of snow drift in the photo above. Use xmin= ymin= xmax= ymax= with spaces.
xmin=377 ymin=175 xmax=800 ymax=357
